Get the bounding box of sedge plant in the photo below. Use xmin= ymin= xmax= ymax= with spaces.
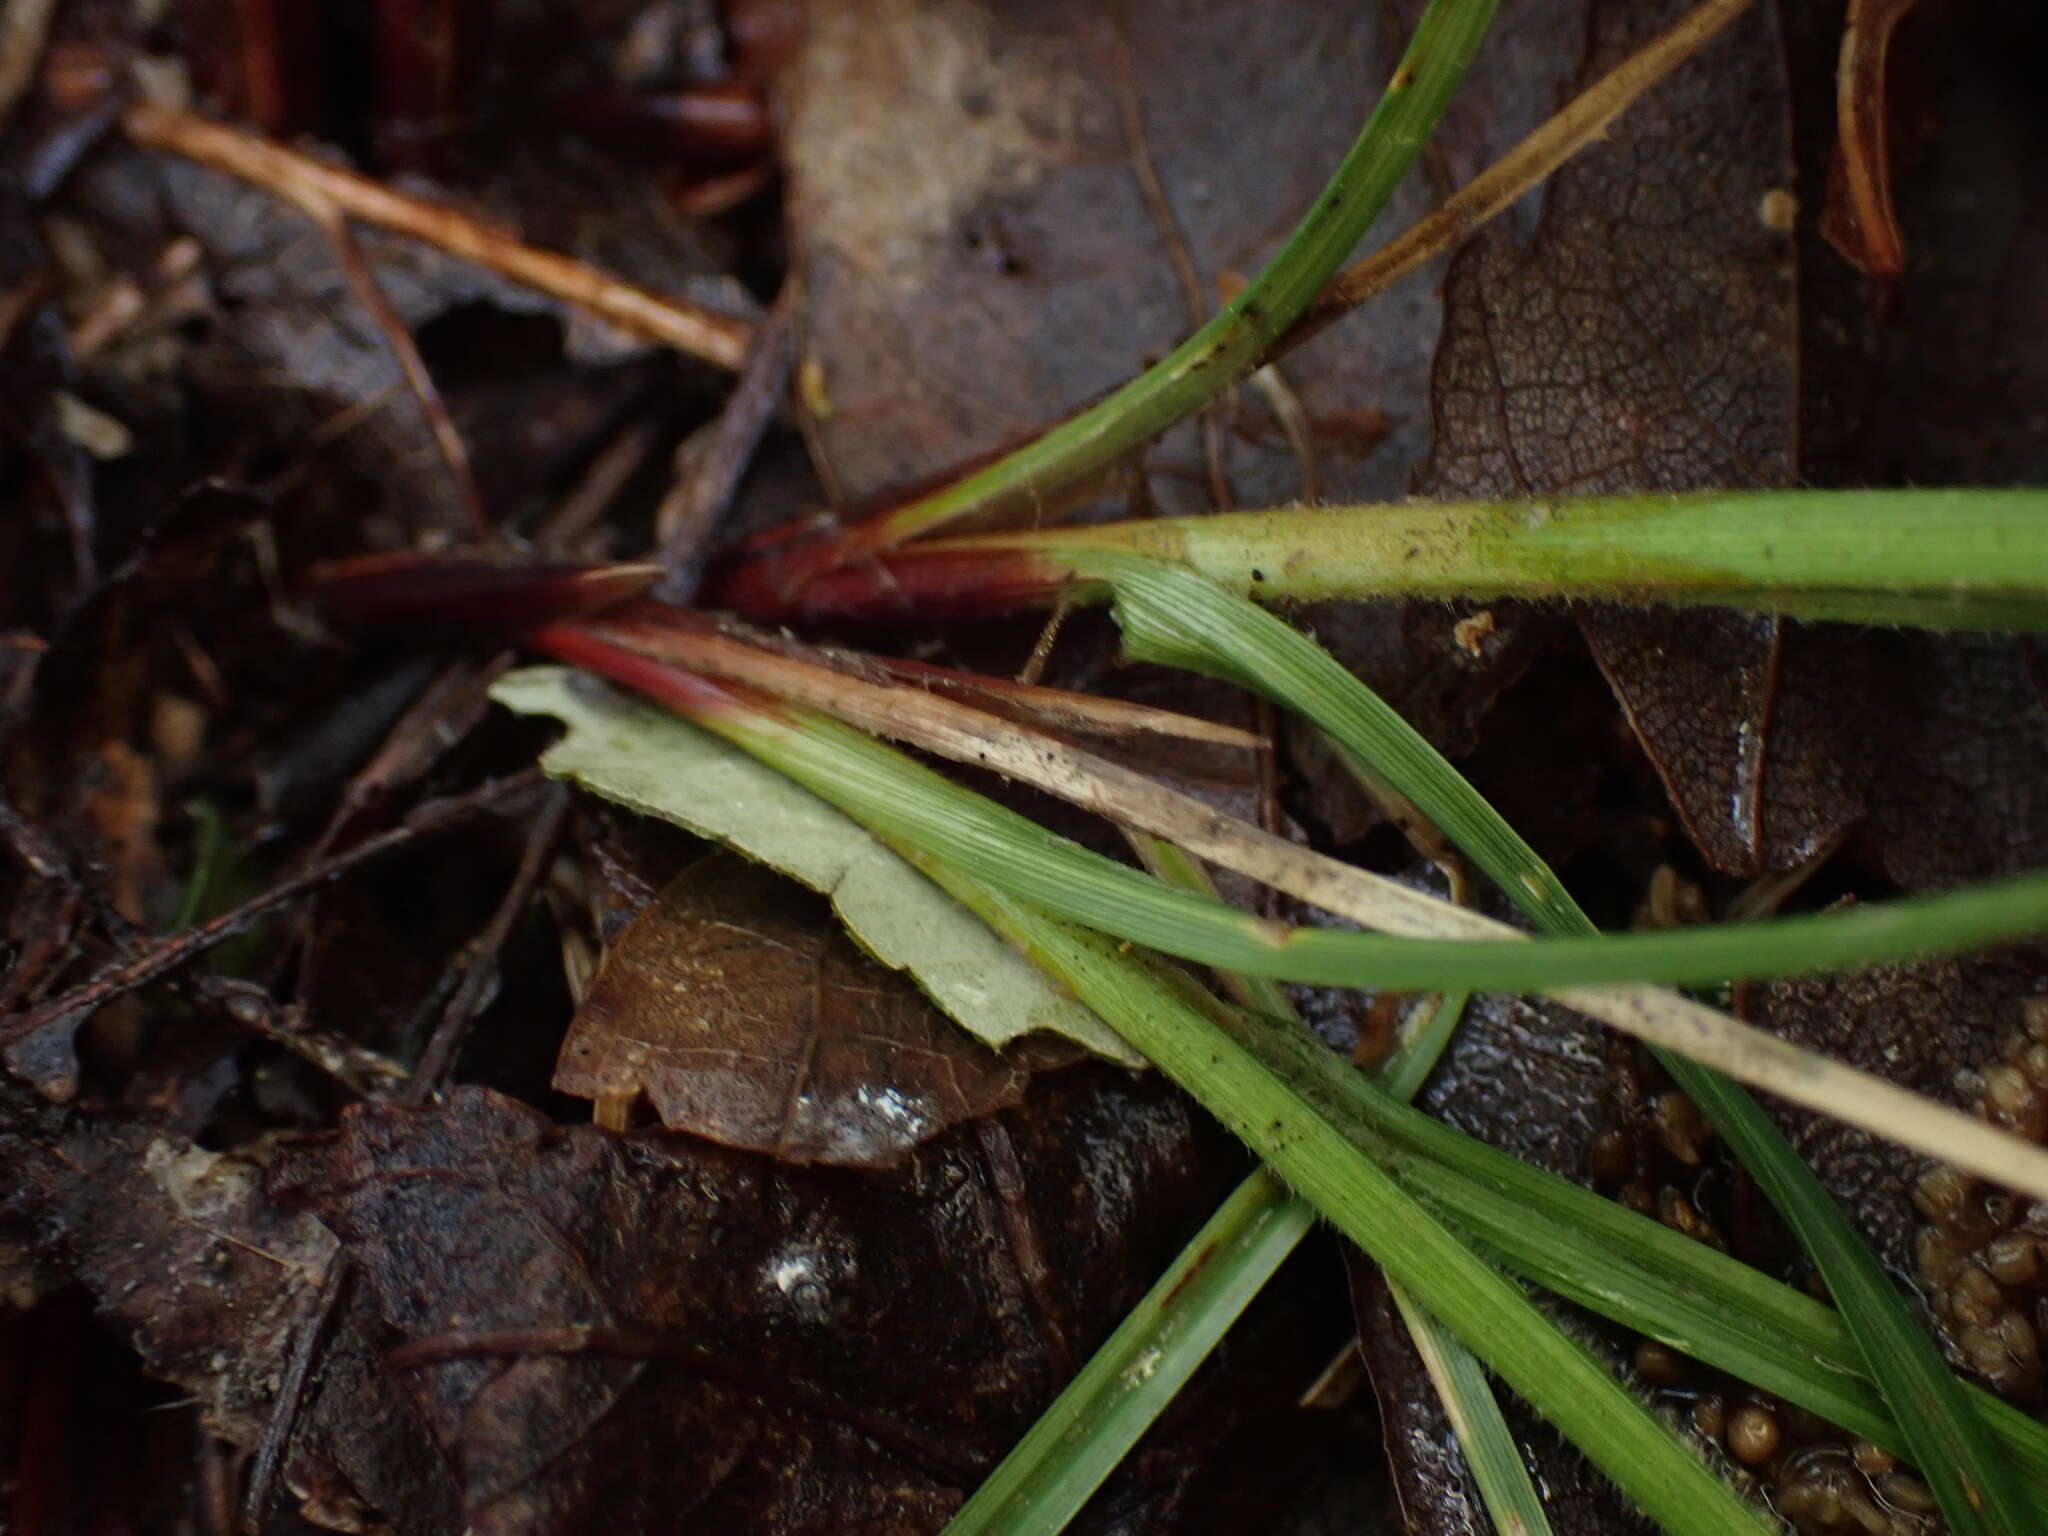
xmin=301 ymin=0 xmax=2048 ymax=1528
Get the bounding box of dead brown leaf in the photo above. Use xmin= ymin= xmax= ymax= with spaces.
xmin=0 ymin=1078 xmax=335 ymax=1445
xmin=273 ymin=1077 xmax=1247 ymax=1534
xmin=556 ymin=850 xmax=1072 ymax=1165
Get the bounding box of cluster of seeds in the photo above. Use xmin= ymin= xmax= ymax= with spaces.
xmin=1592 ymin=1079 xmax=1939 ymax=1533
xmin=1912 ymin=996 xmax=2048 ymax=1408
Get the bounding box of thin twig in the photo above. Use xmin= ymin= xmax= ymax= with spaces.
xmin=69 ymin=237 xmax=205 ymax=359
xmin=180 ymin=976 xmax=407 ymax=1098
xmin=311 ymin=652 xmax=513 ymax=860
xmin=541 ymin=413 xmax=665 ymax=553
xmin=1110 ymin=14 xmax=1234 ymax=513
xmin=237 ymin=1259 xmax=352 ymax=1534
xmin=409 ymin=783 xmax=571 ymax=1092
xmin=1289 ymin=0 xmax=1758 ymax=349
xmin=315 ymin=206 xmax=491 ymax=540
xmin=122 ymin=102 xmax=754 ymax=370
xmin=235 ymin=772 xmax=562 ymax=1529
xmin=654 ymin=281 xmax=797 ymax=593
xmin=1 ymin=770 xmax=542 ymax=1049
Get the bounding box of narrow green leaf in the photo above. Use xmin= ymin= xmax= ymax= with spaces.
xmin=852 ymin=0 xmax=1500 ymax=548
xmin=943 ymin=1164 xmax=1313 ymax=1536
xmin=516 ymin=659 xmax=2048 ymax=1518
xmin=568 ymin=664 xmax=2048 ymax=996
xmin=1389 ymin=1279 xmax=1556 ymax=1536
xmin=489 ymin=667 xmax=1138 ymax=1065
xmin=1058 ymin=551 xmax=2036 ymax=1534
xmin=510 ymin=659 xmax=2048 ymax=1194
xmin=1187 ymin=978 xmax=2048 ymax=1507
xmin=1673 ymin=1060 xmax=2032 ymax=1536
xmin=948 ymin=846 xmax=1487 ymax=1536
xmin=927 ymin=880 xmax=1772 ymax=1536
xmin=170 ymin=798 xmax=233 ymax=929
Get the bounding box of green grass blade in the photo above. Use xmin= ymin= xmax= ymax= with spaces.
xmin=1671 ymin=1059 xmax=2032 ymax=1534
xmin=512 ymin=653 xmax=2048 ymax=1189
xmin=934 ymin=488 xmax=2048 ymax=632
xmin=517 ymin=664 xmax=2048 ymax=1517
xmin=1389 ymin=1279 xmax=1557 ymax=1536
xmin=170 ymin=798 xmax=233 ymax=928
xmin=947 ymin=842 xmax=1495 ymax=1536
xmin=1059 ymin=550 xmax=2037 ymax=1534
xmin=1194 ymin=985 xmax=2048 ymax=1507
xmin=1380 ymin=989 xmax=1470 ymax=1103
xmin=1060 ymin=548 xmax=1590 ymax=934
xmin=924 ymin=879 xmax=1772 ymax=1536
xmin=709 ymin=694 xmax=2048 ymax=995
xmin=1127 ymin=832 xmax=1299 ymax=1020
xmin=855 ymin=0 xmax=1499 ymax=548
xmin=942 ymin=1165 xmax=1313 ymax=1536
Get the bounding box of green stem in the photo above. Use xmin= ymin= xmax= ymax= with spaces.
xmin=1056 ymin=549 xmax=2036 ymax=1534
xmin=910 ymin=487 xmax=2048 ymax=631
xmin=931 ymin=880 xmax=1772 ymax=1536
xmin=852 ymin=0 xmax=1499 ymax=549
xmin=942 ymin=1164 xmax=1312 ymax=1536
xmin=945 ymin=843 xmax=1486 ymax=1536
xmin=1389 ymin=1279 xmax=1558 ymax=1536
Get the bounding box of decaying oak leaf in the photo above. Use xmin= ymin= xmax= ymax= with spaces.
xmin=273 ymin=1079 xmax=1275 ymax=1534
xmin=491 ymin=665 xmax=1140 ymax=1065
xmin=1745 ymin=949 xmax=2048 ymax=1275
xmin=557 ymin=850 xmax=1074 ymax=1165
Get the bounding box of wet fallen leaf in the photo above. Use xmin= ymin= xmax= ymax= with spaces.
xmin=558 ymin=849 xmax=1073 ymax=1165
xmin=1346 ymin=1253 xmax=1639 ymax=1536
xmin=782 ymin=0 xmax=1572 ymax=513
xmin=1362 ymin=4 xmax=2048 ymax=1527
xmin=1413 ymin=0 xmax=1815 ymax=878
xmin=491 ymin=664 xmax=1139 ymax=1065
xmin=272 ymin=1078 xmax=1240 ymax=1533
xmin=0 ymin=1078 xmax=334 ymax=1444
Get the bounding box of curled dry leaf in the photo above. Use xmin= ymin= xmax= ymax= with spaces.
xmin=557 ymin=850 xmax=1076 ymax=1166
